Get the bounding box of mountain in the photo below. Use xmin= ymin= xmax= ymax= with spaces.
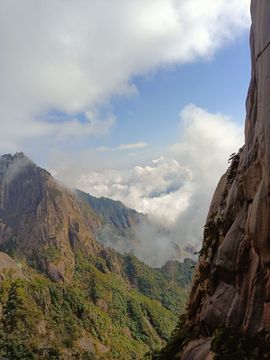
xmin=77 ymin=191 xmax=144 ymax=233
xmin=151 ymin=1 xmax=270 ymax=359
xmin=0 ymin=153 xmax=194 ymax=359
xmin=0 ymin=152 xmax=100 ymax=282
xmin=76 ymin=191 xmax=193 ymax=267
xmin=76 ymin=190 xmax=145 ymax=252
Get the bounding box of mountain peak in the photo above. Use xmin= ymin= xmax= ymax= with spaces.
xmin=0 ymin=153 xmax=195 ymax=359
xmin=0 ymin=153 xmax=100 ymax=282
xmin=1 ymin=152 xmax=29 ymax=162
xmin=0 ymin=152 xmax=34 ymax=175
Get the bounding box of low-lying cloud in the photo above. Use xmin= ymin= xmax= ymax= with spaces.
xmin=77 ymin=104 xmax=244 ymax=266
xmin=79 ymin=156 xmax=191 ymax=223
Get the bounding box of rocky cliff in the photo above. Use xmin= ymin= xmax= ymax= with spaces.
xmin=0 ymin=152 xmax=194 ymax=359
xmin=152 ymin=1 xmax=270 ymax=359
xmin=0 ymin=153 xmax=100 ymax=282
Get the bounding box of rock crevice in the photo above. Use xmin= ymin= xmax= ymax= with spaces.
xmin=164 ymin=1 xmax=270 ymax=358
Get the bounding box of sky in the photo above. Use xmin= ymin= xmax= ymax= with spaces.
xmin=0 ymin=0 xmax=252 ymax=265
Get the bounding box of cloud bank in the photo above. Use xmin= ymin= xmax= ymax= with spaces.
xmin=0 ymin=0 xmax=250 ymax=152
xmin=77 ymin=105 xmax=244 ymax=266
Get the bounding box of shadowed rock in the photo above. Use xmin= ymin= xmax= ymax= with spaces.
xmin=154 ymin=1 xmax=270 ymax=358
xmin=182 ymin=1 xmax=270 ymax=357
xmin=0 ymin=153 xmax=100 ymax=282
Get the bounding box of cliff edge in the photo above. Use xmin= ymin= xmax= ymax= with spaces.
xmin=153 ymin=1 xmax=270 ymax=358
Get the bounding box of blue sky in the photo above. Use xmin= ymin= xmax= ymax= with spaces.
xmin=60 ymin=30 xmax=250 ymax=159
xmin=106 ymin=33 xmax=250 ymax=150
xmin=0 ymin=0 xmax=251 ymax=262
xmin=0 ymin=0 xmax=251 ymax=162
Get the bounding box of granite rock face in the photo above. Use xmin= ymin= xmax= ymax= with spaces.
xmin=180 ymin=0 xmax=270 ymax=357
xmin=0 ymin=153 xmax=100 ymax=282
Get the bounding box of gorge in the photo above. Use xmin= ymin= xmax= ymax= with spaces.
xmin=153 ymin=1 xmax=270 ymax=358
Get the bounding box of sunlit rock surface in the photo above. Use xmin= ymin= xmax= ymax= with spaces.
xmin=188 ymin=0 xmax=270 ymax=354
xmin=0 ymin=152 xmax=100 ymax=282
xmin=178 ymin=0 xmax=270 ymax=358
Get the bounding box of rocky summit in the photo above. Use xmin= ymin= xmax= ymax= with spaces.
xmin=152 ymin=1 xmax=270 ymax=359
xmin=0 ymin=152 xmax=194 ymax=359
xmin=0 ymin=152 xmax=100 ymax=283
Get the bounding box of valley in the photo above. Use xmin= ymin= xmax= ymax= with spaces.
xmin=0 ymin=153 xmax=194 ymax=359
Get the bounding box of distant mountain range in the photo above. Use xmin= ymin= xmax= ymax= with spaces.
xmin=78 ymin=190 xmax=144 ymax=232
xmin=0 ymin=152 xmax=194 ymax=359
xmin=76 ymin=189 xmax=145 ymax=252
xmin=77 ymin=189 xmax=195 ymax=267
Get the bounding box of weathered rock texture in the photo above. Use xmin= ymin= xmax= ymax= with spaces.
xmin=178 ymin=0 xmax=270 ymax=358
xmin=0 ymin=153 xmax=100 ymax=282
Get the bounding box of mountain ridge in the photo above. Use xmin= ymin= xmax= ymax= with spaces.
xmin=0 ymin=152 xmax=100 ymax=282
xmin=76 ymin=189 xmax=145 ymax=253
xmin=0 ymin=152 xmax=194 ymax=359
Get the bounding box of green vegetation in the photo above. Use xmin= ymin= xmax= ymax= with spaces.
xmin=0 ymin=279 xmax=38 ymax=359
xmin=146 ymin=315 xmax=198 ymax=360
xmin=42 ymin=245 xmax=62 ymax=263
xmin=148 ymin=323 xmax=270 ymax=360
xmin=122 ymin=254 xmax=191 ymax=313
xmin=211 ymin=327 xmax=270 ymax=359
xmin=0 ymin=253 xmax=193 ymax=359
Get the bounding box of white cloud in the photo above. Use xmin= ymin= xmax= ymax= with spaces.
xmin=94 ymin=142 xmax=148 ymax=152
xmin=0 ymin=0 xmax=250 ymax=151
xmin=47 ymin=111 xmax=115 ymax=141
xmin=167 ymin=104 xmax=244 ymax=248
xmin=78 ymin=156 xmax=191 ymax=222
xmin=116 ymin=142 xmax=148 ymax=150
xmin=76 ymin=104 xmax=244 ymax=266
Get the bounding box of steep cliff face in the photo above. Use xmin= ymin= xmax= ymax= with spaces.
xmin=153 ymin=1 xmax=270 ymax=359
xmin=188 ymin=0 xmax=270 ymax=340
xmin=0 ymin=152 xmax=195 ymax=359
xmin=0 ymin=153 xmax=100 ymax=282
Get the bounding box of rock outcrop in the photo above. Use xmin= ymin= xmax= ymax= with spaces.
xmin=0 ymin=152 xmax=100 ymax=282
xmin=0 ymin=252 xmax=24 ymax=282
xmin=183 ymin=0 xmax=270 ymax=357
xmin=154 ymin=1 xmax=270 ymax=358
